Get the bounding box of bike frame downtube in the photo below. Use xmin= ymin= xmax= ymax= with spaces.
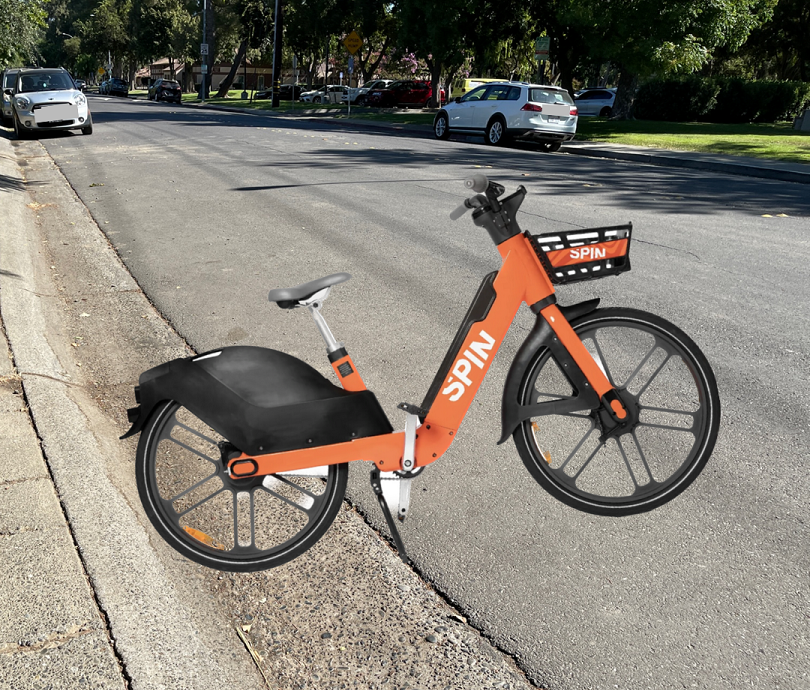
xmin=228 ymin=233 xmax=618 ymax=478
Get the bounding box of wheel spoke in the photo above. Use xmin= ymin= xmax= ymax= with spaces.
xmin=167 ymin=469 xmax=220 ymax=505
xmin=257 ymin=483 xmax=316 ymax=517
xmin=174 ymin=484 xmax=228 ymax=518
xmin=590 ymin=331 xmax=615 ymax=384
xmin=635 ymin=351 xmax=672 ymax=398
xmin=559 ymin=423 xmax=598 ymax=474
xmin=620 ymin=340 xmax=659 ymax=390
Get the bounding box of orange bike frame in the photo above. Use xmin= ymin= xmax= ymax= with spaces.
xmin=228 ymin=231 xmax=620 ymax=478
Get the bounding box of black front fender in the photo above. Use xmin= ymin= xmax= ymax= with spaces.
xmin=121 ymin=346 xmax=392 ymax=455
xmin=498 ymin=299 xmax=601 ymax=444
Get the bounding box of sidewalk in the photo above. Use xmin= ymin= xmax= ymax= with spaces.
xmin=0 ymin=146 xmax=127 ymax=688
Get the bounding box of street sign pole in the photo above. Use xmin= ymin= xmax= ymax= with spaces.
xmin=270 ymin=0 xmax=283 ymax=107
xmin=201 ymin=0 xmax=207 ymax=102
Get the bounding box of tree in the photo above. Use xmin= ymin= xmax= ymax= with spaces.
xmin=214 ymin=0 xmax=273 ymax=96
xmin=550 ymin=0 xmax=777 ymax=118
xmin=0 ymin=0 xmax=47 ymax=67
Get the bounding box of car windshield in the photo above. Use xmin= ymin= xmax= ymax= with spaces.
xmin=19 ymin=71 xmax=75 ymax=92
xmin=529 ymin=88 xmax=574 ymax=105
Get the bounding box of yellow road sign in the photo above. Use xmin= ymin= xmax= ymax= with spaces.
xmin=343 ymin=31 xmax=363 ymax=55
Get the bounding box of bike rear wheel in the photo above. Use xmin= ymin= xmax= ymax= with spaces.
xmin=136 ymin=401 xmax=348 ymax=571
xmin=513 ymin=308 xmax=720 ymax=516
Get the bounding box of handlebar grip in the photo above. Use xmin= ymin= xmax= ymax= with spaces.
xmin=464 ymin=174 xmax=488 ymax=193
xmin=450 ymin=202 xmax=470 ymax=221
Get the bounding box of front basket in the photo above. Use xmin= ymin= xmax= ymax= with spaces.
xmin=530 ymin=223 xmax=632 ymax=284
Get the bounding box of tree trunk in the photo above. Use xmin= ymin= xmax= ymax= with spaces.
xmin=611 ymin=66 xmax=638 ymax=120
xmin=216 ymin=40 xmax=248 ymax=97
xmin=427 ymin=59 xmax=442 ymax=109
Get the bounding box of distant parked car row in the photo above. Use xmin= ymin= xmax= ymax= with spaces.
xmin=365 ymin=80 xmax=446 ymax=108
xmin=99 ymin=77 xmax=129 ymax=97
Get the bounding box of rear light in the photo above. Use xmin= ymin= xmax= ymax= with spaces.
xmin=521 ymin=103 xmax=543 ymax=112
xmin=569 ymin=107 xmax=578 ymax=116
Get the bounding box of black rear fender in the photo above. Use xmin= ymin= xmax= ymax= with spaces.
xmin=121 ymin=346 xmax=392 ymax=455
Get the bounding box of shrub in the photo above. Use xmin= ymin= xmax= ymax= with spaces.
xmin=634 ymin=76 xmax=810 ymax=123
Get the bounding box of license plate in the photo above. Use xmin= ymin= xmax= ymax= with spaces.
xmin=34 ymin=104 xmax=77 ymax=124
xmin=548 ymin=115 xmax=560 ymax=122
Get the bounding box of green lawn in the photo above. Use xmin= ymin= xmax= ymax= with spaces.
xmin=575 ymin=119 xmax=810 ymax=165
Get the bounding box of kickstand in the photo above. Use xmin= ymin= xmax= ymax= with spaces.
xmin=370 ymin=467 xmax=411 ymax=566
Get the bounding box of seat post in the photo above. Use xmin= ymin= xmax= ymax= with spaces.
xmin=303 ymin=288 xmax=343 ymax=353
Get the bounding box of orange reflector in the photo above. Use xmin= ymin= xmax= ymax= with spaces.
xmin=610 ymin=399 xmax=627 ymax=419
xmin=184 ymin=526 xmax=225 ymax=550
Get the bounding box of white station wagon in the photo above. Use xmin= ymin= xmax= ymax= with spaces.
xmin=4 ymin=67 xmax=92 ymax=139
xmin=433 ymin=82 xmax=577 ymax=151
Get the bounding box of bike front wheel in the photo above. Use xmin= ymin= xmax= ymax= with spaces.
xmin=513 ymin=308 xmax=720 ymax=516
xmin=136 ymin=401 xmax=348 ymax=571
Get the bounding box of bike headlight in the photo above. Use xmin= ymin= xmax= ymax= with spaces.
xmin=14 ymin=95 xmax=31 ymax=110
xmin=74 ymin=93 xmax=87 ymax=106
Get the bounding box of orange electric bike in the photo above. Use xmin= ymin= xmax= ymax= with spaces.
xmin=122 ymin=175 xmax=720 ymax=571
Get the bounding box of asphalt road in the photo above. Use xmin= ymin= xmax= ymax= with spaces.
xmin=38 ymin=95 xmax=809 ymax=689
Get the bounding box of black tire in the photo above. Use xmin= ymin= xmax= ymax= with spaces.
xmin=81 ymin=117 xmax=93 ymax=135
xmin=13 ymin=112 xmax=29 ymax=139
xmin=540 ymin=141 xmax=562 ymax=153
xmin=485 ymin=116 xmax=507 ymax=145
xmin=599 ymin=106 xmax=612 ymax=117
xmin=314 ymin=96 xmax=322 ymax=104
xmin=433 ymin=112 xmax=450 ymax=139
xmin=136 ymin=401 xmax=349 ymax=571
xmin=513 ymin=308 xmax=720 ymax=516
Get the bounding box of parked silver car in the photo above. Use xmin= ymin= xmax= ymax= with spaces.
xmin=4 ymin=67 xmax=93 ymax=138
xmin=1 ymin=68 xmax=20 ymax=127
xmin=574 ymin=88 xmax=616 ymax=117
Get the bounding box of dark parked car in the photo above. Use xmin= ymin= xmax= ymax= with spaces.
xmin=365 ymin=80 xmax=446 ymax=108
xmin=148 ymin=78 xmax=181 ymax=103
xmin=256 ymin=84 xmax=304 ymax=100
xmin=100 ymin=77 xmax=129 ymax=97
xmin=2 ymin=68 xmax=20 ymax=127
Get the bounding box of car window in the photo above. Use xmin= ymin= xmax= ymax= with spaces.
xmin=507 ymin=86 xmax=521 ymax=100
xmin=483 ymin=85 xmax=512 ymax=101
xmin=529 ymin=88 xmax=573 ymax=105
xmin=461 ymin=85 xmax=488 ymax=102
xmin=19 ymin=72 xmax=76 ymax=92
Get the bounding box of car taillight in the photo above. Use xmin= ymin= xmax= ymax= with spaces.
xmin=521 ymin=103 xmax=543 ymax=112
xmin=570 ymin=107 xmax=578 ymax=116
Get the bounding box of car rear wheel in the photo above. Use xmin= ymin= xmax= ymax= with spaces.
xmin=485 ymin=116 xmax=508 ymax=146
xmin=433 ymin=112 xmax=450 ymax=140
xmin=600 ymin=107 xmax=612 ymax=117
xmin=314 ymin=96 xmax=322 ymax=103
xmin=541 ymin=142 xmax=562 ymax=153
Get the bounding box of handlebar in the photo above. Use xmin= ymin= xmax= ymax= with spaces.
xmin=450 ymin=174 xmax=507 ymax=220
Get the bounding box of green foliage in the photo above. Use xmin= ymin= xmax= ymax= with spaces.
xmin=634 ymin=76 xmax=810 ymax=122
xmin=0 ymin=0 xmax=48 ymax=67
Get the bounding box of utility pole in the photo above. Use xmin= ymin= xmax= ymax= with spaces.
xmin=271 ymin=0 xmax=283 ymax=107
xmin=201 ymin=0 xmax=207 ymax=102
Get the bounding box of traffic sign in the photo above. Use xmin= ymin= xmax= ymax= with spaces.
xmin=200 ymin=43 xmax=209 ymax=56
xmin=343 ymin=31 xmax=363 ymax=55
xmin=534 ymin=36 xmax=550 ymax=59
xmin=348 ymin=56 xmax=354 ymax=74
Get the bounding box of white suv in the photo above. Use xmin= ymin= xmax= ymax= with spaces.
xmin=433 ymin=82 xmax=577 ymax=151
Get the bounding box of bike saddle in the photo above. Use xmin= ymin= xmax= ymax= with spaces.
xmin=268 ymin=273 xmax=351 ymax=309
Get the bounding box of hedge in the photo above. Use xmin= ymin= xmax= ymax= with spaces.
xmin=634 ymin=76 xmax=810 ymax=123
